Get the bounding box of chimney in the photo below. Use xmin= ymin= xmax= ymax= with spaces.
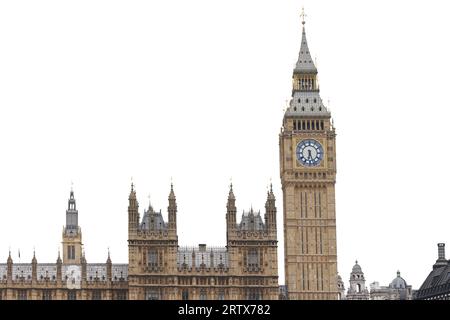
xmin=438 ymin=243 xmax=446 ymax=260
xmin=433 ymin=243 xmax=447 ymax=269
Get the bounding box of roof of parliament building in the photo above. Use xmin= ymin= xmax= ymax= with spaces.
xmin=0 ymin=260 xmax=128 ymax=283
xmin=177 ymin=246 xmax=229 ymax=270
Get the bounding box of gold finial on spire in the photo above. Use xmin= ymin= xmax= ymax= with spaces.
xmin=300 ymin=6 xmax=307 ymax=25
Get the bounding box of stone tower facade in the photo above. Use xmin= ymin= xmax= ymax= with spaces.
xmin=279 ymin=12 xmax=338 ymax=300
xmin=127 ymin=183 xmax=179 ymax=300
xmin=127 ymin=183 xmax=279 ymax=300
xmin=225 ymin=184 xmax=279 ymax=299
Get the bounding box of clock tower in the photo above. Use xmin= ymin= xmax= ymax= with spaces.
xmin=62 ymin=188 xmax=83 ymax=265
xmin=280 ymin=11 xmax=338 ymax=300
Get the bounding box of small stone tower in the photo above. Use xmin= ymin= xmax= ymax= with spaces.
xmin=127 ymin=182 xmax=179 ymax=300
xmin=62 ymin=188 xmax=83 ymax=264
xmin=346 ymin=261 xmax=370 ymax=300
xmin=337 ymin=274 xmax=346 ymax=300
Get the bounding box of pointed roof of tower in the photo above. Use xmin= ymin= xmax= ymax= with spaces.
xmin=228 ymin=183 xmax=235 ymax=201
xmin=32 ymin=249 xmax=37 ymax=264
xmin=107 ymin=248 xmax=111 ymax=264
xmin=267 ymin=183 xmax=275 ymax=201
xmin=169 ymin=182 xmax=176 ymax=200
xmin=68 ymin=188 xmax=76 ymax=210
xmin=294 ymin=8 xmax=317 ymax=74
xmin=129 ymin=180 xmax=137 ymax=200
xmin=239 ymin=207 xmax=264 ymax=231
xmin=57 ymin=250 xmax=62 ymax=264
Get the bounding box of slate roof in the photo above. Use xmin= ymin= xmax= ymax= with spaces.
xmin=415 ymin=244 xmax=450 ymax=299
xmin=177 ymin=246 xmax=228 ymax=269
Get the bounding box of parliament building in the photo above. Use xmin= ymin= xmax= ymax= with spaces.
xmin=0 ymin=12 xmax=339 ymax=300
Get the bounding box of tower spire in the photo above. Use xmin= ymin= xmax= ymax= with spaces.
xmin=65 ymin=187 xmax=78 ymax=235
xmin=265 ymin=183 xmax=277 ymax=232
xmin=226 ymin=182 xmax=237 ymax=236
xmin=129 ymin=179 xmax=137 ymax=200
xmin=128 ymin=180 xmax=139 ymax=235
xmin=169 ymin=181 xmax=176 ymax=200
xmin=228 ymin=181 xmax=235 ymax=201
xmin=295 ymin=8 xmax=317 ymax=74
xmin=168 ymin=181 xmax=177 ymax=230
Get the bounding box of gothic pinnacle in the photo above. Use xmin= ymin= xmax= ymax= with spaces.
xmin=228 ymin=182 xmax=235 ymax=200
xmin=169 ymin=182 xmax=176 ymax=200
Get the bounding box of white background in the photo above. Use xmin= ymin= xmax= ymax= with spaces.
xmin=1 ymin=0 xmax=449 ymax=291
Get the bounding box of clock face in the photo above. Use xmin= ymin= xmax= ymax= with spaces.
xmin=296 ymin=139 xmax=324 ymax=167
xmin=65 ymin=265 xmax=81 ymax=289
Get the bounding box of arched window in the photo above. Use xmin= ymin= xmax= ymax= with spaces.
xmin=247 ymin=248 xmax=259 ymax=270
xmin=148 ymin=249 xmax=158 ymax=268
xmin=146 ymin=289 xmax=160 ymax=300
